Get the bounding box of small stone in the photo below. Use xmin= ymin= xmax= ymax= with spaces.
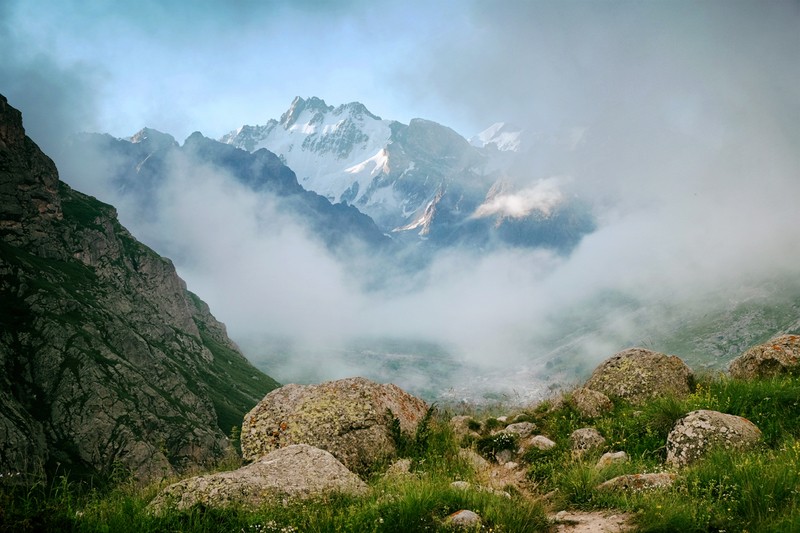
xmin=596 ymin=473 xmax=676 ymax=492
xmin=495 ymin=448 xmax=515 ymax=464
xmin=570 ymin=428 xmax=606 ymax=456
xmin=571 ymin=387 xmax=613 ymax=419
xmin=596 ymin=451 xmax=629 ymax=469
xmin=503 ymin=421 xmax=537 ymax=438
xmin=446 ymin=509 xmax=482 ymax=529
xmin=524 ymin=435 xmax=556 ymax=450
xmin=504 ymin=461 xmax=519 ymax=470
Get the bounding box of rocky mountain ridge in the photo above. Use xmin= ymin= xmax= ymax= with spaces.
xmin=0 ymin=94 xmax=279 ymax=480
xmin=222 ymin=96 xmax=595 ymax=252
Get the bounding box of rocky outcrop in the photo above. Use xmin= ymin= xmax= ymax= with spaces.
xmin=0 ymin=94 xmax=279 ymax=481
xmin=729 ymin=334 xmax=800 ymax=380
xmin=148 ymin=444 xmax=367 ymax=513
xmin=241 ymin=377 xmax=429 ymax=475
xmin=584 ymin=348 xmax=694 ymax=405
xmin=666 ymin=410 xmax=762 ymax=467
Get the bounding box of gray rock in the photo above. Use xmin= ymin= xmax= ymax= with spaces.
xmin=148 ymin=444 xmax=367 ymax=514
xmin=596 ymin=451 xmax=629 ymax=469
xmin=495 ymin=448 xmax=515 ymax=464
xmin=241 ymin=377 xmax=429 ymax=475
xmin=729 ymin=334 xmax=800 ymax=380
xmin=584 ymin=348 xmax=693 ymax=405
xmin=571 ymin=387 xmax=614 ymax=419
xmin=458 ymin=448 xmax=490 ymax=472
xmin=445 ymin=509 xmax=482 ymax=529
xmin=450 ymin=415 xmax=480 ymax=440
xmin=666 ymin=410 xmax=762 ymax=467
xmin=524 ymin=435 xmax=557 ymax=451
xmin=570 ymin=428 xmax=606 ymax=457
xmin=450 ymin=480 xmax=511 ymax=499
xmin=503 ymin=421 xmax=537 ymax=438
xmin=597 ymin=473 xmax=676 ymax=492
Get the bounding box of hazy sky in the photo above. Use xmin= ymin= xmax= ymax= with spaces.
xmin=3 ymin=0 xmax=800 ymax=399
xmin=4 ymin=0 xmax=797 ymax=147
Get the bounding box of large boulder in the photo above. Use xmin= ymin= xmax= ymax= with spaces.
xmin=241 ymin=377 xmax=429 ymax=474
xmin=148 ymin=444 xmax=367 ymax=513
xmin=584 ymin=348 xmax=693 ymax=405
xmin=666 ymin=410 xmax=762 ymax=467
xmin=729 ymin=334 xmax=800 ymax=380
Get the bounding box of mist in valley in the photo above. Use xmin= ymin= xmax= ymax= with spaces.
xmin=2 ymin=0 xmax=799 ymax=402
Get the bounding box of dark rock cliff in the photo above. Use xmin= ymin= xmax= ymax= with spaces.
xmin=0 ymin=94 xmax=279 ymax=481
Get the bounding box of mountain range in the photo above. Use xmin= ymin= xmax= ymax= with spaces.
xmin=220 ymin=96 xmax=595 ymax=252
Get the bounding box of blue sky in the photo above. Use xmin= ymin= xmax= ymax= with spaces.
xmin=4 ymin=0 xmax=797 ymax=153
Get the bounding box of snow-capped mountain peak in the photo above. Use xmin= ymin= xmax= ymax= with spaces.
xmin=470 ymin=122 xmax=523 ymax=152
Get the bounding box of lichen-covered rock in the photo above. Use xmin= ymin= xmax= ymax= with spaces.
xmin=570 ymin=428 xmax=606 ymax=457
xmin=148 ymin=444 xmax=366 ymax=513
xmin=596 ymin=473 xmax=676 ymax=492
xmin=666 ymin=410 xmax=762 ymax=467
xmin=584 ymin=348 xmax=693 ymax=405
xmin=502 ymin=421 xmax=537 ymax=438
xmin=241 ymin=377 xmax=429 ymax=474
xmin=570 ymin=387 xmax=614 ymax=419
xmin=729 ymin=335 xmax=800 ymax=380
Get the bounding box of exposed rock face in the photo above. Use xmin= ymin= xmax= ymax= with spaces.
xmin=729 ymin=334 xmax=800 ymax=380
xmin=584 ymin=348 xmax=694 ymax=405
xmin=241 ymin=377 xmax=429 ymax=475
xmin=0 ymin=94 xmax=279 ymax=480
xmin=571 ymin=387 xmax=614 ymax=419
xmin=666 ymin=410 xmax=762 ymax=467
xmin=148 ymin=444 xmax=367 ymax=513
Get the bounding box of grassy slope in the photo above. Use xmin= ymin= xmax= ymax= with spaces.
xmin=3 ymin=373 xmax=800 ymax=532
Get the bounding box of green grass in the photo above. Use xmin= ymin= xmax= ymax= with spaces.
xmin=4 ymin=373 xmax=800 ymax=532
xmin=0 ymin=411 xmax=548 ymax=532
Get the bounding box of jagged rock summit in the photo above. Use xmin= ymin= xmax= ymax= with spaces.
xmin=241 ymin=377 xmax=429 ymax=475
xmin=0 ymin=94 xmax=279 ymax=480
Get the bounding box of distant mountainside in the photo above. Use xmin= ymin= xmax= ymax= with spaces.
xmin=222 ymin=96 xmax=595 ymax=252
xmin=59 ymin=127 xmax=391 ymax=257
xmin=0 ymin=95 xmax=280 ymax=481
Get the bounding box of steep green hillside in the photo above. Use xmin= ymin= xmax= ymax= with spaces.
xmin=0 ymin=94 xmax=279 ymax=481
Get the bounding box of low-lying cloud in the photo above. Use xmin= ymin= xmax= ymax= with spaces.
xmin=472 ymin=178 xmax=564 ymax=220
